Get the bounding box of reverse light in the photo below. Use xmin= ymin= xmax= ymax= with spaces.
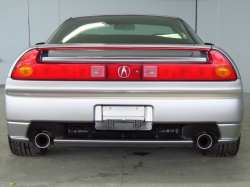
xmin=91 ymin=66 xmax=105 ymax=78
xmin=143 ymin=66 xmax=158 ymax=78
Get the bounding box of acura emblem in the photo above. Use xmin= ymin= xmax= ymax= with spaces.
xmin=118 ymin=66 xmax=130 ymax=78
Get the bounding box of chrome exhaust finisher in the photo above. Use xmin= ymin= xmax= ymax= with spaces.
xmin=196 ymin=134 xmax=213 ymax=150
xmin=34 ymin=133 xmax=50 ymax=148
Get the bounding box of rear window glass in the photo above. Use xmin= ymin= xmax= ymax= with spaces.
xmin=47 ymin=15 xmax=202 ymax=45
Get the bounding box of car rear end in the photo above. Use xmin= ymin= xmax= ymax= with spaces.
xmin=5 ymin=15 xmax=243 ymax=157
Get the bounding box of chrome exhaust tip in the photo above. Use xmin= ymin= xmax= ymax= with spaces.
xmin=197 ymin=134 xmax=213 ymax=150
xmin=34 ymin=133 xmax=50 ymax=148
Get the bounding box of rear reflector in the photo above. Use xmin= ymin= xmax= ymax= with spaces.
xmin=11 ymin=48 xmax=237 ymax=81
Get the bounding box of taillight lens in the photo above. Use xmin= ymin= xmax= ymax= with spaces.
xmin=11 ymin=49 xmax=237 ymax=81
xmin=143 ymin=50 xmax=237 ymax=81
xmin=12 ymin=49 xmax=106 ymax=80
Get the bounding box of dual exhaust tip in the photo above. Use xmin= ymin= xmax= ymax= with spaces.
xmin=34 ymin=133 xmax=50 ymax=149
xmin=34 ymin=132 xmax=214 ymax=150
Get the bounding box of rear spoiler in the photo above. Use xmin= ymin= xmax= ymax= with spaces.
xmin=37 ymin=44 xmax=212 ymax=63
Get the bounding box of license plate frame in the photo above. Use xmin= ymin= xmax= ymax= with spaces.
xmin=94 ymin=106 xmax=153 ymax=131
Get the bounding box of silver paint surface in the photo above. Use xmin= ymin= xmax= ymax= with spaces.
xmin=5 ymin=44 xmax=243 ymax=145
xmin=5 ymin=78 xmax=243 ymax=123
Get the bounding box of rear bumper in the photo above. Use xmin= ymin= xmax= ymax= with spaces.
xmin=5 ymin=79 xmax=243 ymax=123
xmin=5 ymin=78 xmax=243 ymax=146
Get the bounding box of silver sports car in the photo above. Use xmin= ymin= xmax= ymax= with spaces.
xmin=5 ymin=15 xmax=243 ymax=157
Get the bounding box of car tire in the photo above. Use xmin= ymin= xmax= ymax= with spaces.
xmin=201 ymin=136 xmax=240 ymax=157
xmin=8 ymin=134 xmax=47 ymax=156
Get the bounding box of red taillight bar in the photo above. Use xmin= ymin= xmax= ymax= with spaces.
xmin=11 ymin=48 xmax=237 ymax=81
xmin=12 ymin=49 xmax=106 ymax=80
